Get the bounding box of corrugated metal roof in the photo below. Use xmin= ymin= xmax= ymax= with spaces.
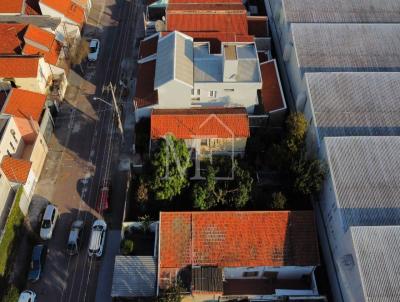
xmin=111 ymin=256 xmax=157 ymax=298
xmin=154 ymin=31 xmax=193 ymax=88
xmin=324 ymin=136 xmax=400 ymax=229
xmin=282 ymin=0 xmax=400 ymax=23
xmin=292 ymin=23 xmax=400 ymax=72
xmin=306 ymin=72 xmax=400 ymax=139
xmin=351 ymin=226 xmax=400 ymax=302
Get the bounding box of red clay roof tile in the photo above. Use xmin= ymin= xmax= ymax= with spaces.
xmin=0 ymin=0 xmax=24 ymax=14
xmin=24 ymin=24 xmax=54 ymax=48
xmin=260 ymin=60 xmax=286 ymax=112
xmin=0 ymin=56 xmax=40 ymax=78
xmin=40 ymin=0 xmax=85 ymax=26
xmin=0 ymin=24 xmax=26 ymax=54
xmin=3 ymin=88 xmax=46 ymax=121
xmin=151 ymin=107 xmax=249 ymax=139
xmin=134 ymin=59 xmax=158 ymax=108
xmin=159 ymin=211 xmax=320 ymax=269
xmin=1 ymin=156 xmax=32 ymax=183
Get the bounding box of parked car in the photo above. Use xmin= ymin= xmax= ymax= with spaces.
xmin=95 ymin=180 xmax=111 ymax=213
xmin=18 ymin=290 xmax=36 ymax=302
xmin=88 ymin=220 xmax=107 ymax=257
xmin=28 ymin=245 xmax=47 ymax=282
xmin=40 ymin=204 xmax=58 ymax=240
xmin=88 ymin=39 xmax=100 ymax=61
xmin=66 ymin=220 xmax=84 ymax=255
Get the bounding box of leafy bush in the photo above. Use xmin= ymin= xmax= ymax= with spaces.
xmin=0 ymin=188 xmax=24 ymax=278
xmin=1 ymin=285 xmax=19 ymax=302
xmin=271 ymin=192 xmax=287 ymax=210
xmin=121 ymin=239 xmax=134 ymax=255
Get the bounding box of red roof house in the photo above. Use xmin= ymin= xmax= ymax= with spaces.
xmin=1 ymin=156 xmax=32 ymax=184
xmin=0 ymin=56 xmax=40 ymax=78
xmin=2 ymin=88 xmax=46 ymax=121
xmin=260 ymin=60 xmax=286 ymax=113
xmin=40 ymin=0 xmax=85 ymax=26
xmin=158 ymin=211 xmax=320 ymax=295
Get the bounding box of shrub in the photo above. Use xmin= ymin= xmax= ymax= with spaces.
xmin=1 ymin=285 xmax=19 ymax=302
xmin=121 ymin=239 xmax=134 ymax=255
xmin=271 ymin=192 xmax=287 ymax=210
xmin=0 ymin=188 xmax=24 ymax=278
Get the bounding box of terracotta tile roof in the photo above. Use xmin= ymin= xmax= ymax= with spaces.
xmin=24 ymin=24 xmax=54 ymax=48
xmin=0 ymin=56 xmax=40 ymax=78
xmin=1 ymin=156 xmax=32 ymax=183
xmin=247 ymin=16 xmax=268 ymax=37
xmin=139 ymin=35 xmax=159 ymax=60
xmin=23 ymin=40 xmax=61 ymax=65
xmin=159 ymin=211 xmax=320 ymax=269
xmin=0 ymin=24 xmax=26 ymax=54
xmin=161 ymin=31 xmax=253 ymax=54
xmin=166 ymin=3 xmax=248 ymax=34
xmin=40 ymin=0 xmax=85 ymax=26
xmin=3 ymin=88 xmax=46 ymax=121
xmin=0 ymin=0 xmax=24 ymax=14
xmin=260 ymin=60 xmax=286 ymax=112
xmin=134 ymin=60 xmax=158 ymax=108
xmin=25 ymin=0 xmax=42 ymax=15
xmin=151 ymin=107 xmax=250 ymax=139
xmin=14 ymin=117 xmax=38 ymax=143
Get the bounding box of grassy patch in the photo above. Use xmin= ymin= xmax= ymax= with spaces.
xmin=1 ymin=285 xmax=19 ymax=302
xmin=0 ymin=187 xmax=25 ymax=278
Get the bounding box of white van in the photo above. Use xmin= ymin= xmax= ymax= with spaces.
xmin=88 ymin=220 xmax=107 ymax=257
xmin=40 ymin=204 xmax=58 ymax=240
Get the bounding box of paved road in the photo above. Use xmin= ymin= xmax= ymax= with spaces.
xmin=28 ymin=0 xmax=142 ymax=301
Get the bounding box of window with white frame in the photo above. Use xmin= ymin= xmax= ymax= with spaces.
xmin=208 ymin=90 xmax=217 ymax=98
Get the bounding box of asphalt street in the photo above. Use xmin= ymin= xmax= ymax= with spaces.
xmin=28 ymin=0 xmax=142 ymax=301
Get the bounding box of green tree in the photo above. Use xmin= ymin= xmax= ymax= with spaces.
xmin=139 ymin=214 xmax=151 ymax=233
xmin=121 ymin=239 xmax=134 ymax=255
xmin=150 ymin=135 xmax=192 ymax=200
xmin=2 ymin=285 xmax=19 ymax=302
xmin=135 ymin=177 xmax=149 ymax=204
xmin=271 ymin=192 xmax=287 ymax=210
xmin=192 ymin=165 xmax=219 ymax=210
xmin=290 ymin=157 xmax=326 ymax=197
xmin=159 ymin=282 xmax=185 ymax=302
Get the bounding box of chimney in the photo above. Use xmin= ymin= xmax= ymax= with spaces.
xmin=223 ymin=45 xmax=238 ymax=82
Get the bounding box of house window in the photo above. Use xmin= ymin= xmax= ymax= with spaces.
xmin=191 ymin=89 xmax=200 ymax=96
xmin=208 ymin=90 xmax=217 ymax=98
xmin=10 ymin=129 xmax=17 ymax=143
xmin=243 ymin=271 xmax=258 ymax=277
xmin=224 ymin=89 xmax=234 ymax=92
xmin=201 ymin=139 xmax=208 ymax=146
xmin=9 ymin=142 xmax=15 ymax=151
xmin=7 ymin=150 xmax=11 ymax=157
xmin=262 ymin=271 xmax=278 ymax=280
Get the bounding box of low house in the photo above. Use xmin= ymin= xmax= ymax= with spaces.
xmin=150 ymin=107 xmax=250 ymax=158
xmin=135 ymin=31 xmax=262 ymax=120
xmin=317 ymin=136 xmax=400 ymax=302
xmin=0 ymin=56 xmax=67 ymax=98
xmin=158 ymin=211 xmax=324 ymax=301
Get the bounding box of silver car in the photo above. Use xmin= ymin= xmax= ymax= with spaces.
xmin=67 ymin=220 xmax=84 ymax=255
xmin=88 ymin=220 xmax=107 ymax=257
xmin=40 ymin=204 xmax=58 ymax=240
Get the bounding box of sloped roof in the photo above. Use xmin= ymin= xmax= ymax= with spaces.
xmin=151 ymin=107 xmax=250 ymax=139
xmin=0 ymin=24 xmax=26 ymax=54
xmin=111 ymin=256 xmax=157 ymax=298
xmin=3 ymin=88 xmax=46 ymax=121
xmin=282 ymin=0 xmax=400 ymax=23
xmin=23 ymin=39 xmax=61 ymax=65
xmin=247 ymin=16 xmax=268 ymax=37
xmin=139 ymin=34 xmax=159 ymax=60
xmin=324 ymin=136 xmax=400 ymax=229
xmin=0 ymin=56 xmax=40 ymax=78
xmin=1 ymin=156 xmax=32 ymax=183
xmin=40 ymin=0 xmax=85 ymax=26
xmin=0 ymin=0 xmax=24 ymax=14
xmin=24 ymin=24 xmax=53 ymax=48
xmin=134 ymin=59 xmax=158 ymax=108
xmin=260 ymin=60 xmax=286 ymax=112
xmin=159 ymin=211 xmax=320 ymax=268
xmin=306 ymin=72 xmax=400 ymax=139
xmin=166 ymin=3 xmax=248 ymax=34
xmin=292 ymin=23 xmax=400 ymax=72
xmin=350 ymin=226 xmax=400 ymax=302
xmin=154 ymin=31 xmax=193 ymax=88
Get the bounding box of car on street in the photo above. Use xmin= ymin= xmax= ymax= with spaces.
xmin=88 ymin=39 xmax=100 ymax=61
xmin=88 ymin=220 xmax=107 ymax=257
xmin=66 ymin=220 xmax=84 ymax=255
xmin=40 ymin=204 xmax=58 ymax=240
xmin=18 ymin=290 xmax=36 ymax=302
xmin=95 ymin=180 xmax=111 ymax=213
xmin=28 ymin=245 xmax=47 ymax=282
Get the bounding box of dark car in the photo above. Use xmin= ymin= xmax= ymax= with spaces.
xmin=28 ymin=245 xmax=47 ymax=282
xmin=95 ymin=180 xmax=111 ymax=214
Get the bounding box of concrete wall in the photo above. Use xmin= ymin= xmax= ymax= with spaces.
xmin=0 ymin=169 xmax=14 ymax=221
xmin=184 ymin=138 xmax=247 ymax=155
xmin=28 ymin=131 xmax=48 ymax=179
xmin=158 ymin=80 xmax=192 ymax=108
xmin=0 ymin=117 xmax=24 ymax=159
xmin=223 ymin=266 xmax=315 ymax=280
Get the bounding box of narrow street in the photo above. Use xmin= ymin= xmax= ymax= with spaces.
xmin=27 ymin=0 xmax=144 ymax=301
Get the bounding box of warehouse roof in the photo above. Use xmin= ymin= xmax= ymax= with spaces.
xmin=282 ymin=0 xmax=400 ymax=23
xmin=323 ymin=136 xmax=400 ymax=229
xmin=292 ymin=23 xmax=400 ymax=72
xmin=351 ymin=226 xmax=400 ymax=302
xmin=306 ymin=72 xmax=400 ymax=139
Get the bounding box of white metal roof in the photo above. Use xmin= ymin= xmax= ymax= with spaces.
xmin=350 ymin=226 xmax=400 ymax=302
xmin=306 ymin=72 xmax=400 ymax=139
xmin=282 ymin=0 xmax=400 ymax=23
xmin=292 ymin=23 xmax=400 ymax=72
xmin=111 ymin=256 xmax=157 ymax=297
xmin=324 ymin=136 xmax=400 ymax=229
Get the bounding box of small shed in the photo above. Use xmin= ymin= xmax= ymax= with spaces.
xmin=111 ymin=256 xmax=157 ymax=300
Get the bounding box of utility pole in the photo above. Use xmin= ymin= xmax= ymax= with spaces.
xmin=109 ymin=82 xmax=124 ymax=142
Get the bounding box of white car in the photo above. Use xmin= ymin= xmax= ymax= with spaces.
xmin=88 ymin=220 xmax=107 ymax=257
xmin=18 ymin=290 xmax=36 ymax=302
xmin=40 ymin=204 xmax=58 ymax=240
xmin=88 ymin=39 xmax=100 ymax=61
